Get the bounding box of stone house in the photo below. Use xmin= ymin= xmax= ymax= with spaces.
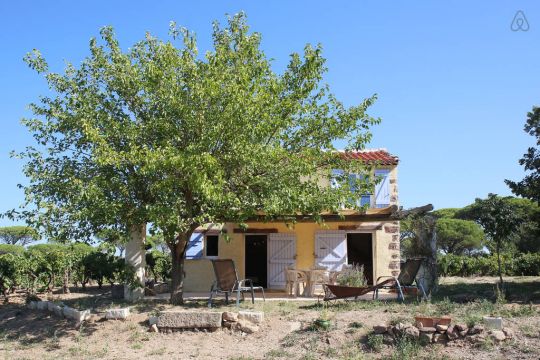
xmin=182 ymin=148 xmax=401 ymax=292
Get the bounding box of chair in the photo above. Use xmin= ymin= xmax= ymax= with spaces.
xmin=208 ymin=259 xmax=265 ymax=307
xmin=285 ymin=269 xmax=307 ymax=297
xmin=373 ymin=258 xmax=427 ymax=301
xmin=307 ymin=269 xmax=330 ymax=297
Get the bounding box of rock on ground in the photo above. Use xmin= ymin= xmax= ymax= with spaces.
xmin=157 ymin=311 xmax=222 ymax=329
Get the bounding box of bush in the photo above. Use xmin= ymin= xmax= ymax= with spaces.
xmin=438 ymin=253 xmax=540 ymax=277
xmin=366 ymin=334 xmax=384 ymax=352
xmin=337 ymin=264 xmax=368 ymax=287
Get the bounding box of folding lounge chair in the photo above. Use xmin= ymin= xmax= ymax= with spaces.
xmin=373 ymin=258 xmax=428 ymax=301
xmin=208 ymin=259 xmax=266 ymax=307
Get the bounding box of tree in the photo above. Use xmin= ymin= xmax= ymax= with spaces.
xmin=13 ymin=13 xmax=379 ymax=304
xmin=457 ymin=194 xmax=521 ymax=286
xmin=506 ymin=197 xmax=540 ymax=253
xmin=506 ymin=106 xmax=540 ymax=203
xmin=435 ymin=218 xmax=484 ymax=255
xmin=0 ymin=226 xmax=38 ymax=246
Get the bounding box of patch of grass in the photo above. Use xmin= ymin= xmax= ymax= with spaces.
xmin=323 ymin=346 xmax=338 ymax=357
xmin=520 ymin=324 xmax=540 ymax=338
xmin=366 ymin=334 xmax=384 ymax=352
xmin=390 ymin=335 xmax=420 ymax=360
xmin=264 ymin=348 xmax=290 ymax=358
xmin=349 ymin=321 xmax=363 ymax=329
xmin=389 ymin=315 xmax=410 ymax=326
xmin=228 ymin=356 xmax=255 ymax=360
xmin=131 ymin=342 xmax=143 ymax=350
xmin=147 ymin=347 xmax=167 ymax=356
xmin=433 ymin=297 xmax=456 ymax=315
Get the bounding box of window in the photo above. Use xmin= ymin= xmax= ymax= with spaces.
xmin=205 ymin=235 xmax=219 ymax=257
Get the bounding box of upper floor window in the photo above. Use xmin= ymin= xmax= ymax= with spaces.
xmin=331 ymin=168 xmax=391 ymax=208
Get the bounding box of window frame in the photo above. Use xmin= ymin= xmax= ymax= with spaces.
xmin=204 ymin=234 xmax=219 ymax=258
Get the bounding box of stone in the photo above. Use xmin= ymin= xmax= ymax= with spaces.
xmin=62 ymin=307 xmax=90 ymax=322
xmin=419 ymin=332 xmax=432 ymax=345
xmin=238 ymin=311 xmax=264 ymax=325
xmin=27 ymin=301 xmax=37 ymax=310
xmin=433 ymin=333 xmax=446 ymax=343
xmin=47 ymin=302 xmax=56 ymax=312
xmin=148 ymin=316 xmax=158 ymax=326
xmin=502 ymin=328 xmax=514 ymax=339
xmin=373 ymin=324 xmax=387 ymax=334
xmin=436 ymin=324 xmax=448 ymax=332
xmin=36 ymin=301 xmax=49 ymax=311
xmin=455 ymin=324 xmax=468 ymax=332
xmin=489 ymin=330 xmax=506 ymax=343
xmin=404 ymin=326 xmax=420 ymax=339
xmin=468 ymin=325 xmax=484 ymax=335
xmin=419 ymin=327 xmax=436 ymax=333
xmin=222 ymin=311 xmax=238 ymax=322
xmin=106 ymin=308 xmax=130 ymax=320
xmin=446 ymin=325 xmax=458 ymax=341
xmin=383 ymin=334 xmax=395 ymax=345
xmin=289 ymin=321 xmax=301 ymax=332
xmin=149 ymin=324 xmax=159 ymax=333
xmin=458 ymin=330 xmax=468 ymax=337
xmin=52 ymin=305 xmax=64 ymax=318
xmin=238 ymin=320 xmax=259 ymax=334
xmin=483 ymin=316 xmax=503 ymax=330
xmin=157 ymin=311 xmax=222 ymax=329
xmin=467 ymin=334 xmax=486 ymax=345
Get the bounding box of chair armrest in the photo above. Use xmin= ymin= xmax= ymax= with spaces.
xmin=375 ymin=276 xmax=396 ymax=285
xmin=238 ymin=278 xmax=253 ymax=288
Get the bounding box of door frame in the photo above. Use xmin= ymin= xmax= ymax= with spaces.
xmin=344 ymin=230 xmax=376 ymax=286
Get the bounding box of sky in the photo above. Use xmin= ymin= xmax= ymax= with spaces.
xmin=0 ymin=1 xmax=539 ymax=227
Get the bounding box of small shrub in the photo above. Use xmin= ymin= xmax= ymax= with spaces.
xmin=391 ymin=336 xmax=420 ymax=360
xmin=349 ymin=321 xmax=363 ymax=329
xmin=337 ymin=265 xmax=368 ymax=287
xmin=366 ymin=334 xmax=384 ymax=352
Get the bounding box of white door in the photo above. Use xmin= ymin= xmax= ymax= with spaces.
xmin=315 ymin=231 xmax=347 ymax=270
xmin=267 ymin=233 xmax=297 ymax=289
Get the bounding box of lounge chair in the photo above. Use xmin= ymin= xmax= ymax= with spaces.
xmin=373 ymin=258 xmax=427 ymax=301
xmin=208 ymin=259 xmax=265 ymax=307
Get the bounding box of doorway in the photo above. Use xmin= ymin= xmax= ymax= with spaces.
xmin=346 ymin=233 xmax=373 ymax=285
xmin=245 ymin=235 xmax=268 ymax=288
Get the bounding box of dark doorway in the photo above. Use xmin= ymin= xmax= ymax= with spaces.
xmin=245 ymin=235 xmax=267 ymax=288
xmin=346 ymin=233 xmax=373 ymax=285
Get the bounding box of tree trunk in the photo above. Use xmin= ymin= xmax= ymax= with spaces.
xmin=496 ymin=243 xmax=504 ymax=287
xmin=169 ymin=232 xmax=190 ymax=305
xmin=63 ymin=270 xmax=70 ymax=294
xmin=124 ymin=223 xmax=146 ymax=302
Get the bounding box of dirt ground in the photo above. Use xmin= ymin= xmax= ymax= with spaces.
xmin=1 ymin=277 xmax=539 ymax=360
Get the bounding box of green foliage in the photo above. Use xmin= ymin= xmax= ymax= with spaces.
xmin=0 ymin=226 xmax=38 ymax=246
xmin=436 ymin=218 xmax=484 ymax=254
xmin=0 ymin=244 xmax=25 ymax=254
xmin=457 ymin=194 xmax=521 ymax=284
xmin=12 ymin=13 xmax=381 ymax=304
xmin=0 ymin=252 xmax=26 ymax=297
xmin=506 ymin=106 xmax=540 ymax=203
xmin=366 ymin=334 xmax=384 ymax=352
xmin=146 ymin=250 xmax=171 ymax=282
xmin=336 ymin=264 xmax=368 ymax=287
xmin=438 ymin=253 xmax=540 ymax=277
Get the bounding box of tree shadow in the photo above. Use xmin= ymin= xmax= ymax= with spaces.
xmin=435 ymin=279 xmax=540 ymax=304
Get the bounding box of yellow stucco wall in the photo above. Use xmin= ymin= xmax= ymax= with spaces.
xmin=184 ymin=164 xmax=400 ymax=290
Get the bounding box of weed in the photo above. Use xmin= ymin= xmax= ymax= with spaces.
xmin=349 ymin=321 xmax=363 ymax=329
xmin=366 ymin=334 xmax=384 ymax=352
xmin=131 ymin=342 xmax=143 ymax=350
xmin=147 ymin=347 xmax=166 ymax=356
xmin=324 ymin=346 xmax=338 ymax=357
xmin=264 ymin=349 xmax=290 ymax=358
xmin=434 ymin=297 xmax=456 ymax=315
xmin=519 ymin=324 xmax=540 ymax=338
xmin=390 ymin=336 xmax=420 ymax=360
xmin=389 ymin=315 xmax=410 ymax=326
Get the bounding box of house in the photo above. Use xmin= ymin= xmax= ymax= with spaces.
xmin=182 ymin=149 xmax=400 ymax=292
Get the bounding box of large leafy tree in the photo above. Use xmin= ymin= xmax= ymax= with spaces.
xmin=0 ymin=226 xmax=39 ymax=246
xmin=13 ymin=13 xmax=379 ymax=304
xmin=506 ymin=106 xmax=540 ymax=202
xmin=457 ymin=194 xmax=521 ymax=286
xmin=435 ymin=218 xmax=484 ymax=255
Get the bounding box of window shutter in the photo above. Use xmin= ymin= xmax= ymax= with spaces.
xmin=331 ymin=169 xmax=344 ymax=188
xmin=185 ymin=233 xmax=203 ymax=259
xmin=374 ymin=169 xmax=390 ymax=208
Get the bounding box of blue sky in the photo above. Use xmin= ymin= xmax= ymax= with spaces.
xmin=1 ymin=1 xmax=539 ymax=227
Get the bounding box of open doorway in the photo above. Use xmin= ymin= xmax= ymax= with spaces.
xmin=245 ymin=235 xmax=268 ymax=288
xmin=346 ymin=233 xmax=373 ymax=285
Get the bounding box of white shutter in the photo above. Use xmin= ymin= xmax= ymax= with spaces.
xmin=374 ymin=169 xmax=390 ymax=208
xmin=315 ymin=231 xmax=347 ymax=271
xmin=267 ymin=233 xmax=297 ymax=289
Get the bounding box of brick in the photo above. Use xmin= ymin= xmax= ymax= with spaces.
xmin=389 ymin=261 xmax=400 ymax=270
xmin=392 ymin=235 xmax=399 ymax=241
xmin=391 ymin=271 xmax=400 ymax=276
xmin=389 ymin=179 xmax=396 ymax=184
xmin=391 ymin=254 xmax=399 ymax=259
xmin=157 ymin=311 xmax=222 ymax=329
xmin=389 ymin=243 xmax=399 ymax=250
xmin=391 ymin=195 xmax=398 ymax=202
xmin=384 ymin=226 xmax=399 ymax=234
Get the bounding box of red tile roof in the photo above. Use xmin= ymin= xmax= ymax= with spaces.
xmin=339 ymin=149 xmax=399 ymax=165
